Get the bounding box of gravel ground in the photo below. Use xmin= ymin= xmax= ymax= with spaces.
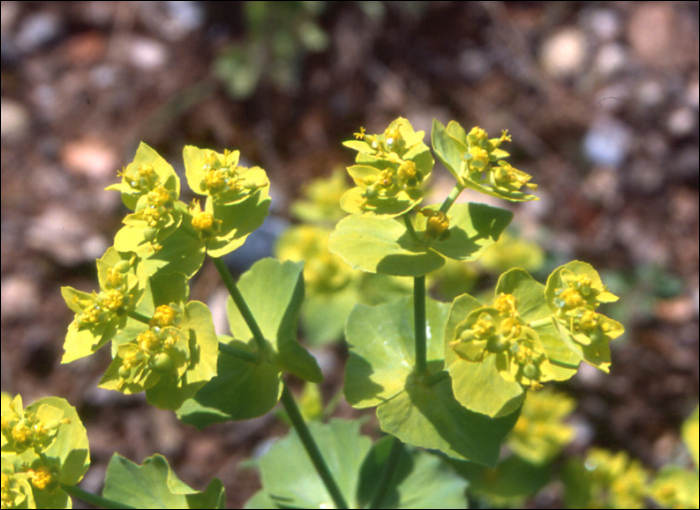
xmin=1 ymin=2 xmax=698 ymax=508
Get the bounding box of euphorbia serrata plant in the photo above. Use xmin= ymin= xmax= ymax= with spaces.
xmin=1 ymin=117 xmax=624 ymax=509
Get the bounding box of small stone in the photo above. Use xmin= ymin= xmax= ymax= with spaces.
xmin=126 ymin=37 xmax=168 ymax=70
xmin=1 ymin=276 xmax=40 ymax=321
xmin=636 ymin=79 xmax=666 ymax=108
xmin=26 ymin=207 xmax=109 ymax=266
xmin=540 ymin=28 xmax=588 ymax=79
xmin=666 ymin=107 xmax=697 ymax=138
xmin=61 ymin=139 xmax=119 ymax=181
xmin=655 ymin=297 xmax=695 ymax=324
xmin=628 ymin=3 xmax=675 ymax=65
xmin=585 ymin=9 xmax=621 ymax=41
xmin=0 ymin=99 xmax=30 ymax=141
xmin=593 ymin=43 xmax=627 ymax=76
xmin=15 ymin=11 xmax=63 ymax=53
xmin=583 ymin=117 xmax=631 ymax=167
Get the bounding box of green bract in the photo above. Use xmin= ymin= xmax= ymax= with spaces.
xmin=106 ymin=142 xmax=181 ymax=211
xmin=546 ymin=261 xmax=624 ymax=372
xmin=343 ymin=297 xmax=520 ymax=466
xmin=103 ymin=454 xmax=225 ymax=509
xmin=61 ymin=248 xmax=143 ymax=363
xmin=330 ymin=202 xmax=512 ymax=277
xmin=432 ymin=119 xmax=538 ymax=202
xmin=340 ymin=118 xmax=434 ymax=217
xmin=177 ymin=258 xmax=322 ymax=428
xmin=1 ymin=394 xmax=90 ymax=509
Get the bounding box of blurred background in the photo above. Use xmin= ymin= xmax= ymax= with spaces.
xmin=1 ymin=1 xmax=698 ymax=508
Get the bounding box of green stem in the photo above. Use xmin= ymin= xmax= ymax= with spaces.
xmin=211 ymin=255 xmax=346 ymax=508
xmin=402 ymin=213 xmax=421 ymax=244
xmin=414 ymin=275 xmax=427 ymax=376
xmin=439 ymin=183 xmax=465 ymax=214
xmin=211 ymin=256 xmax=267 ymax=352
xmin=280 ymin=383 xmax=349 ymax=510
xmin=61 ymin=483 xmax=136 ymax=510
xmin=550 ymin=358 xmax=581 ymax=370
xmin=127 ymin=310 xmax=151 ymax=324
xmin=369 ymin=436 xmax=404 ymax=509
xmin=218 ymin=341 xmax=259 ymax=363
xmin=529 ymin=316 xmax=554 ymax=329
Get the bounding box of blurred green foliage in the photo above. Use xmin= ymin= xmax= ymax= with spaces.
xmin=215 ymin=1 xmax=329 ymax=98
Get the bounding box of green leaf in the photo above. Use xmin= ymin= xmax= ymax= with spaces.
xmin=344 ymin=297 xmax=519 ymax=466
xmin=377 ymin=373 xmax=520 ymax=467
xmin=329 ymin=215 xmax=445 ymax=277
xmin=356 ymin=437 xmax=469 ymax=509
xmin=26 ymin=397 xmax=90 ymax=486
xmin=137 ymin=225 xmax=206 ymax=280
xmin=344 ymin=298 xmax=449 ymax=408
xmin=416 ymin=203 xmax=513 ymax=262
xmin=103 ymin=454 xmax=225 ymax=509
xmin=226 ymin=258 xmax=322 ymax=383
xmin=251 ymin=420 xmax=371 ymax=509
xmin=106 ymin=142 xmax=180 ymax=211
xmin=145 ymin=301 xmax=220 ymax=410
xmin=301 ymin=291 xmax=358 ymax=345
xmin=205 ymin=190 xmax=271 ymax=257
xmin=431 ymin=119 xmax=466 ymax=180
xmin=177 ymin=336 xmax=282 ymax=429
xmin=495 ymin=268 xmax=581 ymax=380
xmin=448 ymin=455 xmax=550 ymax=508
xmin=444 ymin=293 xmax=524 ymax=418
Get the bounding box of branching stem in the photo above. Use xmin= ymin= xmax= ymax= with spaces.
xmin=212 ymin=255 xmax=348 ymax=509
xmin=211 ymin=256 xmax=267 ymax=353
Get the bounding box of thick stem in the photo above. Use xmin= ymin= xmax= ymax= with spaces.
xmin=127 ymin=310 xmax=151 ymax=324
xmin=212 ymin=255 xmax=346 ymax=508
xmin=61 ymin=484 xmax=136 ymax=510
xmin=211 ymin=256 xmax=267 ymax=352
xmin=439 ymin=183 xmax=465 ymax=214
xmin=402 ymin=213 xmax=421 ymax=244
xmin=369 ymin=436 xmax=404 ymax=509
xmin=414 ymin=275 xmax=427 ymax=375
xmin=280 ymin=383 xmax=349 ymax=510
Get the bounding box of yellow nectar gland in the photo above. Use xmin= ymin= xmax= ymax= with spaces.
xmin=102 ymin=289 xmax=124 ymax=312
xmin=493 ymin=293 xmax=518 ymax=317
xmin=467 ymin=127 xmax=488 ymax=145
xmin=192 ymin=210 xmax=215 ymax=231
xmin=556 ymin=286 xmax=585 ymax=311
xmin=151 ymin=305 xmax=178 ymax=328
xmin=203 ymin=167 xmax=227 ymax=192
xmin=421 ymin=209 xmax=450 ymax=238
xmin=353 ymin=127 xmax=366 ymax=140
xmin=138 ymin=330 xmax=161 ymax=353
xmin=27 ymin=466 xmax=55 ymax=490
xmin=468 ymin=146 xmax=489 ymax=170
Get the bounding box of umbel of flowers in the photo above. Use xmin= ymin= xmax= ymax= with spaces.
xmin=333 ymin=117 xmax=624 ymax=431
xmin=60 ymin=143 xmax=272 ymax=411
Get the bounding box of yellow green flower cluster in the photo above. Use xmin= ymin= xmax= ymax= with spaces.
xmin=340 ymin=118 xmax=434 ymax=217
xmin=450 ymin=292 xmax=554 ymax=388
